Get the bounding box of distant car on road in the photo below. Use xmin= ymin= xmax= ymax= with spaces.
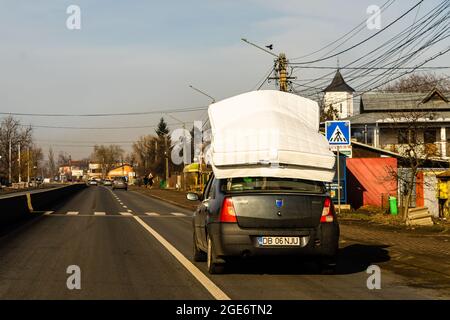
xmin=103 ymin=179 xmax=112 ymax=186
xmin=112 ymin=177 xmax=128 ymax=190
xmin=88 ymin=179 xmax=98 ymax=186
xmin=188 ymin=175 xmax=340 ymax=274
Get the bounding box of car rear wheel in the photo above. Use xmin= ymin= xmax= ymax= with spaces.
xmin=193 ymin=233 xmax=206 ymax=262
xmin=207 ymin=235 xmax=225 ymax=274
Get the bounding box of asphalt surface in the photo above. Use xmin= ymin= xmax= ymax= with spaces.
xmin=0 ymin=185 xmax=445 ymax=299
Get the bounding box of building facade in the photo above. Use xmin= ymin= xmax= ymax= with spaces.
xmin=323 ymin=69 xmax=355 ymax=119
xmin=346 ymin=88 xmax=450 ymax=159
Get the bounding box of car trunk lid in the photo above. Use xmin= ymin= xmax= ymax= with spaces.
xmin=230 ymin=193 xmax=326 ymax=228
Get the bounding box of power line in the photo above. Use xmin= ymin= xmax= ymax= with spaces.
xmin=0 ymin=106 xmax=207 ymax=118
xmin=291 ymin=0 xmax=396 ymax=60
xmin=293 ymin=0 xmax=425 ymax=65
xmin=290 ymin=66 xmax=449 ymax=69
xmin=295 ymin=1 xmax=449 ymax=95
xmin=20 ymin=122 xmax=192 ymax=130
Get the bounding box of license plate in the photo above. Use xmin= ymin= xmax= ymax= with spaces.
xmin=257 ymin=236 xmax=300 ymax=246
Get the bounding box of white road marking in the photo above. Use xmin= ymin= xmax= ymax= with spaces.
xmin=94 ymin=212 xmax=106 ymax=216
xmin=119 ymin=212 xmax=133 ymax=216
xmin=145 ymin=212 xmax=160 ymax=216
xmin=170 ymin=212 xmax=186 ymax=216
xmin=133 ymin=216 xmax=230 ymax=300
xmin=127 ymin=209 xmax=133 ymax=213
xmin=66 ymin=211 xmax=79 ymax=215
xmin=123 ymin=205 xmax=128 ymax=208
xmin=44 ymin=211 xmax=54 ymax=215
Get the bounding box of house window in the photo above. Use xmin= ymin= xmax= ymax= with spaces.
xmin=424 ymin=129 xmax=437 ymax=144
xmin=398 ymin=130 xmax=418 ymax=144
xmin=339 ymin=104 xmax=342 ymax=114
xmin=398 ymin=130 xmax=408 ymax=144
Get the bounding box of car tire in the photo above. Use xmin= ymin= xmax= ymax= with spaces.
xmin=207 ymin=235 xmax=225 ymax=274
xmin=193 ymin=232 xmax=206 ymax=262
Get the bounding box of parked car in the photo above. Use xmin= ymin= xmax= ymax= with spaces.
xmin=88 ymin=179 xmax=98 ymax=186
xmin=188 ymin=175 xmax=340 ymax=274
xmin=112 ymin=177 xmax=128 ymax=190
xmin=103 ymin=179 xmax=113 ymax=186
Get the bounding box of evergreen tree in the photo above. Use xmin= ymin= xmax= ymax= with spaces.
xmin=155 ymin=117 xmax=169 ymax=137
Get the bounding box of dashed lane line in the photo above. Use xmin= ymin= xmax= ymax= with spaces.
xmin=94 ymin=212 xmax=106 ymax=216
xmin=145 ymin=212 xmax=160 ymax=216
xmin=119 ymin=212 xmax=133 ymax=216
xmin=170 ymin=212 xmax=186 ymax=216
xmin=66 ymin=211 xmax=79 ymax=215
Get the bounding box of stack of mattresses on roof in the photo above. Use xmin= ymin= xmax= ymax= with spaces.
xmin=207 ymin=90 xmax=336 ymax=182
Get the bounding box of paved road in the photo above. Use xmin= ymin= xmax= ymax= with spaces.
xmin=0 ymin=186 xmax=444 ymax=299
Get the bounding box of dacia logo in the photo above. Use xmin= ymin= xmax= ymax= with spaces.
xmin=275 ymin=199 xmax=283 ymax=208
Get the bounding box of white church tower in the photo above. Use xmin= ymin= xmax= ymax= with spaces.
xmin=323 ymin=69 xmax=355 ymax=119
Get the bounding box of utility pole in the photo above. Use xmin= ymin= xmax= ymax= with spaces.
xmin=269 ymin=53 xmax=296 ymax=92
xmin=8 ymin=137 xmax=12 ymax=185
xmin=27 ymin=148 xmax=30 ymax=185
xmin=165 ymin=136 xmax=169 ymax=188
xmin=18 ymin=142 xmax=21 ymax=183
xmin=121 ymin=156 xmax=124 ymax=177
xmin=241 ymin=38 xmax=296 ymax=92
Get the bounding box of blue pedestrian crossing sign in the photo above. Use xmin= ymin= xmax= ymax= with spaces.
xmin=325 ymin=121 xmax=351 ymax=146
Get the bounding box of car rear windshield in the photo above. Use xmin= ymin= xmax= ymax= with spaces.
xmin=221 ymin=177 xmax=325 ymax=193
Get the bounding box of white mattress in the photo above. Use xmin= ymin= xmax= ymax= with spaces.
xmin=207 ymin=90 xmax=336 ymax=182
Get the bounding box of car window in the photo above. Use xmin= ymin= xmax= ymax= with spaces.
xmin=206 ymin=178 xmax=216 ymax=199
xmin=203 ymin=175 xmax=214 ymax=200
xmin=221 ymin=177 xmax=325 ymax=193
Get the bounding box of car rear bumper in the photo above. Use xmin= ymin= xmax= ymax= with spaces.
xmin=208 ymin=222 xmax=339 ymax=258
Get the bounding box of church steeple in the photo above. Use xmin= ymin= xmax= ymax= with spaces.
xmin=323 ymin=69 xmax=355 ymax=93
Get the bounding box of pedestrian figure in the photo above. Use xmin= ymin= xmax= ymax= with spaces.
xmin=148 ymin=172 xmax=154 ymax=189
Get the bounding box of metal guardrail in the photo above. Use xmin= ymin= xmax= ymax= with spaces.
xmin=0 ymin=183 xmax=87 ymax=230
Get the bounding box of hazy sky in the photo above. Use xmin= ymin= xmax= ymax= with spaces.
xmin=0 ymin=0 xmax=448 ymax=159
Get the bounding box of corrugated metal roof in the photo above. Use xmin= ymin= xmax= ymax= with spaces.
xmin=361 ymin=90 xmax=450 ymax=112
xmin=345 ymin=111 xmax=450 ymax=125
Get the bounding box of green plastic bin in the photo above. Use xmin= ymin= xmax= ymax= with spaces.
xmin=389 ymin=196 xmax=398 ymax=215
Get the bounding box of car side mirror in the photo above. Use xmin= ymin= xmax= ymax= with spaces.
xmin=186 ymin=192 xmax=200 ymax=201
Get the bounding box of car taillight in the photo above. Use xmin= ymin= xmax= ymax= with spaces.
xmin=220 ymin=197 xmax=237 ymax=223
xmin=320 ymin=197 xmax=334 ymax=223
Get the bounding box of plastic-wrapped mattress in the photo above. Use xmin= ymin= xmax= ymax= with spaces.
xmin=207 ymin=90 xmax=335 ymax=182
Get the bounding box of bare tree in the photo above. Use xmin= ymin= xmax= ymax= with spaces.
xmin=383 ymin=72 xmax=450 ymax=93
xmin=0 ymin=116 xmax=33 ymax=183
xmin=91 ymin=145 xmax=124 ymax=179
xmin=47 ymin=147 xmax=57 ymax=179
xmin=132 ymin=135 xmax=158 ymax=177
xmin=384 ymin=109 xmax=444 ymax=221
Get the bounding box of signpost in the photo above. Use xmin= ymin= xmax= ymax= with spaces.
xmin=326 ymin=121 xmax=351 ymax=214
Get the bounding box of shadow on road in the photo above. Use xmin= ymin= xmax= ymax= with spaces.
xmin=222 ymin=244 xmax=391 ymax=275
